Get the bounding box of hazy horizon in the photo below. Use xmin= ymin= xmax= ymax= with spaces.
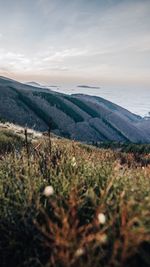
xmin=0 ymin=0 xmax=150 ymax=88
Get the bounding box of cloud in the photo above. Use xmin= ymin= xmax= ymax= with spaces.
xmin=0 ymin=0 xmax=150 ymax=85
xmin=42 ymin=48 xmax=89 ymax=62
xmin=0 ymin=50 xmax=31 ymax=72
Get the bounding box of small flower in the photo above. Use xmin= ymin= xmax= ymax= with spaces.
xmin=43 ymin=186 xmax=54 ymax=197
xmin=98 ymin=213 xmax=106 ymax=224
xmin=75 ymin=248 xmax=84 ymax=257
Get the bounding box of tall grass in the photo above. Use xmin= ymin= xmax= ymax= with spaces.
xmin=0 ymin=134 xmax=150 ymax=267
xmin=0 ymin=130 xmax=24 ymax=153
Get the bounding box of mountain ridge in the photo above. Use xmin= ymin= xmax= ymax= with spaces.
xmin=0 ymin=76 xmax=149 ymax=143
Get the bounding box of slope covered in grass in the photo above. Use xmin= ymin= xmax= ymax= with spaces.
xmin=0 ymin=130 xmax=150 ymax=267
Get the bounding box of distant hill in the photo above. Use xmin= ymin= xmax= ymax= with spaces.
xmin=26 ymin=81 xmax=58 ymax=89
xmin=0 ymin=76 xmax=150 ymax=143
xmin=26 ymin=81 xmax=43 ymax=87
xmin=77 ymin=85 xmax=100 ymax=89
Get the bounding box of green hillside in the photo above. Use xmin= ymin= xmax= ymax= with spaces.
xmin=33 ymin=92 xmax=84 ymax=123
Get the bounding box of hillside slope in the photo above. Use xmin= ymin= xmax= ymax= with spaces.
xmin=0 ymin=76 xmax=149 ymax=143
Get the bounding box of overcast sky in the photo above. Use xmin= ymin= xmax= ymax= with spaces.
xmin=0 ymin=0 xmax=150 ymax=86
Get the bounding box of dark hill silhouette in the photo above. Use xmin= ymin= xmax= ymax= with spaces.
xmin=0 ymin=76 xmax=149 ymax=143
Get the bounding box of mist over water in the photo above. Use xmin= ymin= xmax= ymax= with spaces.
xmin=53 ymin=85 xmax=150 ymax=117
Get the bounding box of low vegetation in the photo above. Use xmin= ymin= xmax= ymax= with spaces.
xmin=94 ymin=142 xmax=150 ymax=166
xmin=0 ymin=117 xmax=6 ymax=123
xmin=0 ymin=129 xmax=150 ymax=267
xmin=94 ymin=141 xmax=150 ymax=154
xmin=0 ymin=129 xmax=24 ymax=153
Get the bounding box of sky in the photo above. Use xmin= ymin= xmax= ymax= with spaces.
xmin=0 ymin=0 xmax=150 ymax=86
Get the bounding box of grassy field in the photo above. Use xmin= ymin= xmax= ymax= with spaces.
xmin=0 ymin=129 xmax=150 ymax=267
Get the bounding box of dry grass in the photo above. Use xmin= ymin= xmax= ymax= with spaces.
xmin=0 ymin=134 xmax=150 ymax=267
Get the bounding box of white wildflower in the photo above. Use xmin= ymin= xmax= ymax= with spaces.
xmin=75 ymin=248 xmax=84 ymax=257
xmin=43 ymin=186 xmax=54 ymax=197
xmin=98 ymin=213 xmax=106 ymax=224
